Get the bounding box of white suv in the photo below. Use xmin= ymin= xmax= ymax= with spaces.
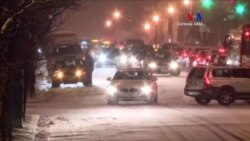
xmin=185 ymin=66 xmax=250 ymax=105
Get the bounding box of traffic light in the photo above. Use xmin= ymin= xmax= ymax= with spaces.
xmin=201 ymin=0 xmax=214 ymax=9
xmin=235 ymin=4 xmax=246 ymax=16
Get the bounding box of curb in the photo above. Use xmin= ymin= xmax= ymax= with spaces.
xmin=12 ymin=114 xmax=40 ymax=141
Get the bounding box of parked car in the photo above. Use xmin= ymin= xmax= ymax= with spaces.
xmin=185 ymin=66 xmax=250 ymax=105
xmin=106 ymin=68 xmax=158 ymax=104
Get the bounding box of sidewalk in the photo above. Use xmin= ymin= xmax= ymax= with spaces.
xmin=12 ymin=114 xmax=39 ymax=141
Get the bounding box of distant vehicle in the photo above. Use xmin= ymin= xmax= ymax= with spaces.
xmin=185 ymin=66 xmax=250 ymax=105
xmin=146 ymin=51 xmax=181 ymax=76
xmin=46 ymin=32 xmax=87 ymax=85
xmin=116 ymin=39 xmax=146 ymax=69
xmin=95 ymin=47 xmax=119 ymax=67
xmin=120 ymin=39 xmax=145 ymax=49
xmin=51 ymin=58 xmax=90 ymax=87
xmin=106 ymin=68 xmax=158 ymax=104
xmin=116 ymin=48 xmax=143 ymax=69
xmin=192 ymin=50 xmax=212 ymax=66
xmin=161 ymin=43 xmax=180 ymax=51
xmin=223 ymin=24 xmax=250 ymax=66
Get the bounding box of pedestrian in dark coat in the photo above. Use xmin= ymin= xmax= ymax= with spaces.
xmin=84 ymin=49 xmax=94 ymax=86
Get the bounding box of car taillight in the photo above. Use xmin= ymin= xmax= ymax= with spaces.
xmin=208 ymin=55 xmax=211 ymax=60
xmin=196 ymin=57 xmax=201 ymax=62
xmin=219 ymin=48 xmax=226 ymax=53
xmin=183 ymin=53 xmax=188 ymax=57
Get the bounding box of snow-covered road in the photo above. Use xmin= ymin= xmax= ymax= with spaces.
xmin=27 ymin=68 xmax=250 ymax=141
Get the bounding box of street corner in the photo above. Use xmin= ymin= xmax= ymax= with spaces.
xmin=12 ymin=114 xmax=39 ymax=141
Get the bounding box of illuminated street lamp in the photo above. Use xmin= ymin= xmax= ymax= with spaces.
xmin=167 ymin=6 xmax=175 ymax=15
xmin=183 ymin=0 xmax=190 ymax=6
xmin=144 ymin=23 xmax=151 ymax=31
xmin=105 ymin=20 xmax=112 ymax=27
xmin=152 ymin=15 xmax=160 ymax=23
xmin=113 ymin=10 xmax=121 ymax=20
xmin=143 ymin=22 xmax=151 ymax=43
xmin=167 ymin=6 xmax=175 ymax=43
xmin=152 ymin=14 xmax=160 ymax=47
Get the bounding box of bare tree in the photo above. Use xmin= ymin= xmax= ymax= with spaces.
xmin=0 ymin=0 xmax=83 ymax=140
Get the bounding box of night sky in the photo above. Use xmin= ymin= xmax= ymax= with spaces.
xmin=58 ymin=0 xmax=156 ymax=42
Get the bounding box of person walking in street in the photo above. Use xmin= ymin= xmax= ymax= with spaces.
xmin=84 ymin=49 xmax=94 ymax=86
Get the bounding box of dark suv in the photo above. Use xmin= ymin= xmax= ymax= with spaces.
xmin=185 ymin=66 xmax=250 ymax=105
xmin=51 ymin=58 xmax=90 ymax=87
xmin=146 ymin=51 xmax=181 ymax=76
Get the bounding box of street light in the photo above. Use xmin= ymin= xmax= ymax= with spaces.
xmin=183 ymin=0 xmax=190 ymax=6
xmin=152 ymin=14 xmax=160 ymax=48
xmin=143 ymin=22 xmax=151 ymax=43
xmin=167 ymin=6 xmax=175 ymax=43
xmin=167 ymin=6 xmax=175 ymax=15
xmin=144 ymin=23 xmax=151 ymax=31
xmin=105 ymin=20 xmax=112 ymax=27
xmin=153 ymin=15 xmax=160 ymax=23
xmin=113 ymin=11 xmax=121 ymax=20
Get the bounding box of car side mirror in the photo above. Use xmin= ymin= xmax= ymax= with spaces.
xmin=107 ymin=77 xmax=112 ymax=81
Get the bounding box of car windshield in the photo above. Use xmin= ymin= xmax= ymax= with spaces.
xmin=57 ymin=59 xmax=84 ymax=68
xmin=113 ymin=71 xmax=149 ymax=80
xmin=188 ymin=67 xmax=206 ymax=79
xmin=54 ymin=44 xmax=82 ymax=55
xmin=152 ymin=52 xmax=172 ymax=61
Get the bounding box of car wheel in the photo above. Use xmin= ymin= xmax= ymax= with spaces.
xmin=52 ymin=82 xmax=60 ymax=88
xmin=147 ymin=94 xmax=157 ymax=104
xmin=83 ymin=77 xmax=92 ymax=87
xmin=195 ymin=96 xmax=211 ymax=105
xmin=170 ymin=69 xmax=181 ymax=76
xmin=154 ymin=94 xmax=158 ymax=103
xmin=217 ymin=87 xmax=235 ymax=106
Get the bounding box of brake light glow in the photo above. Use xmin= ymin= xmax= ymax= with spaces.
xmin=208 ymin=55 xmax=211 ymax=60
xmin=183 ymin=53 xmax=187 ymax=57
xmin=219 ymin=48 xmax=226 ymax=53
xmin=245 ymin=31 xmax=250 ymax=37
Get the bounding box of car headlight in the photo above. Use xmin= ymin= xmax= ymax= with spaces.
xmin=141 ymin=85 xmax=152 ymax=94
xmin=75 ymin=69 xmax=84 ymax=77
xmin=192 ymin=61 xmax=198 ymax=67
xmin=170 ymin=61 xmax=178 ymax=69
xmin=149 ymin=62 xmax=157 ymax=69
xmin=120 ymin=55 xmax=127 ymax=64
xmin=129 ymin=56 xmax=138 ymax=64
xmin=107 ymin=86 xmax=117 ymax=96
xmin=226 ymin=59 xmax=232 ymax=65
xmin=99 ymin=54 xmax=107 ymax=63
xmin=54 ymin=70 xmax=64 ymax=79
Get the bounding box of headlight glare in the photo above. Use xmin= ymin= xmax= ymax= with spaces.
xmin=129 ymin=56 xmax=137 ymax=64
xmin=149 ymin=62 xmax=157 ymax=69
xmin=55 ymin=70 xmax=63 ymax=79
xmin=170 ymin=61 xmax=178 ymax=69
xmin=120 ymin=55 xmax=127 ymax=64
xmin=141 ymin=85 xmax=152 ymax=94
xmin=75 ymin=69 xmax=83 ymax=77
xmin=99 ymin=54 xmax=107 ymax=63
xmin=107 ymin=86 xmax=117 ymax=95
